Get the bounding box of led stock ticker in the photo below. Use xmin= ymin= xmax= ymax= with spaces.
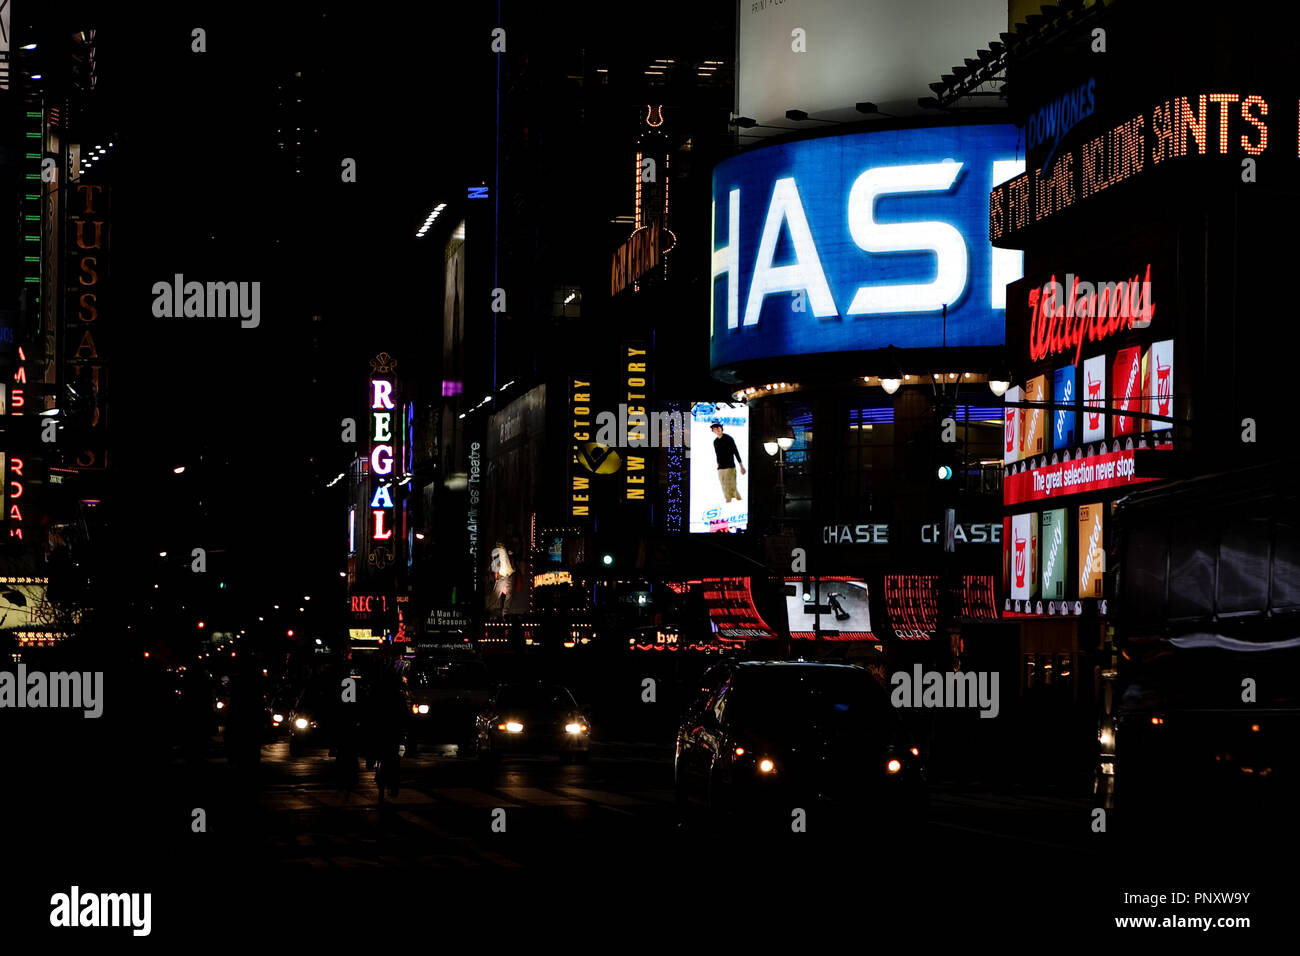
xmin=991 ymin=92 xmax=1280 ymax=243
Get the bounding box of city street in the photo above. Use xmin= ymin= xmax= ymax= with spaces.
xmin=4 ymin=0 xmax=1296 ymax=943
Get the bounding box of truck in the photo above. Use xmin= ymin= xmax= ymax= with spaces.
xmin=1097 ymin=457 xmax=1300 ymax=834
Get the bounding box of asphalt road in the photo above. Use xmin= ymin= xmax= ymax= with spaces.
xmin=7 ymin=733 xmax=1283 ymax=942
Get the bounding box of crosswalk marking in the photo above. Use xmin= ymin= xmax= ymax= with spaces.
xmin=397 ymin=810 xmax=522 ymax=868
xmin=556 ymin=787 xmax=651 ymax=806
xmin=931 ymin=792 xmax=1089 ymax=812
xmin=437 ymin=787 xmax=522 ymax=807
xmin=497 ymin=786 xmax=583 ymax=806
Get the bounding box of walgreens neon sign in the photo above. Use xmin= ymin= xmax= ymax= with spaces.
xmin=1026 ymin=263 xmax=1154 ymax=363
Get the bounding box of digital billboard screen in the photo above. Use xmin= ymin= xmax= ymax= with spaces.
xmin=784 ymin=576 xmax=873 ymax=640
xmin=710 ymin=124 xmax=1022 ymax=370
xmin=690 ymin=402 xmax=749 ymax=533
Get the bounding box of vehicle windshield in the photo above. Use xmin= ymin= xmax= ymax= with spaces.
xmin=409 ymin=662 xmax=490 ymax=689
xmin=731 ymin=667 xmax=893 ymax=736
xmin=496 ymin=685 xmax=577 ymax=711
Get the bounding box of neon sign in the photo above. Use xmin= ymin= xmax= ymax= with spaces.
xmin=1026 ymin=264 xmax=1154 ymax=363
xmin=370 ymin=376 xmax=395 ymax=542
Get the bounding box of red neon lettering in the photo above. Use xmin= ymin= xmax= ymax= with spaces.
xmin=10 ymin=458 xmax=22 ymax=477
xmin=1028 ymin=264 xmax=1154 ymax=363
xmin=9 ymin=482 xmax=21 ymax=500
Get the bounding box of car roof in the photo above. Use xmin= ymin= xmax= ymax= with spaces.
xmin=733 ymin=661 xmax=862 ymax=671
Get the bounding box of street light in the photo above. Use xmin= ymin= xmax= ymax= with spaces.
xmin=765 ymin=426 xmax=796 ymax=520
xmin=988 ymin=358 xmax=1012 ymax=397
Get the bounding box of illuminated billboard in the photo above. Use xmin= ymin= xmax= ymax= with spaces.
xmin=1041 ymin=509 xmax=1068 ymax=600
xmin=737 ymin=0 xmax=1006 ymax=130
xmin=1082 ymin=354 xmax=1107 ymax=443
xmin=1053 ymin=365 xmax=1076 ymax=451
xmin=1003 ymin=385 xmax=1023 ymax=465
xmin=1078 ymin=503 xmax=1105 ymax=599
xmin=710 ymin=125 xmax=1023 ymax=370
xmin=690 ymin=402 xmax=749 ymax=533
xmin=1112 ymin=346 xmax=1142 ymax=437
xmin=1143 ymin=339 xmax=1174 ymax=432
xmin=1010 ymin=512 xmax=1039 ymax=601
xmin=784 ymin=576 xmax=873 ymax=640
xmin=1023 ymin=374 xmax=1047 ymax=459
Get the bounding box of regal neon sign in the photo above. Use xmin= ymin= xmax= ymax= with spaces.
xmin=370 ymin=377 xmax=395 ymax=541
xmin=1026 ymin=263 xmax=1153 ymax=364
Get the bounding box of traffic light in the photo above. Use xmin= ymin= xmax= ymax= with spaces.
xmin=936 ymin=464 xmax=954 ymax=481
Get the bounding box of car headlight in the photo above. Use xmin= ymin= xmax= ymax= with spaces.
xmin=294 ymin=717 xmax=309 ymax=730
xmin=565 ymin=722 xmax=589 ymax=734
xmin=758 ymin=758 xmax=776 ymax=774
xmin=215 ymin=701 xmax=225 ymax=709
xmin=272 ymin=713 xmax=284 ymax=723
xmin=417 ymin=704 xmax=430 ymax=715
xmin=886 ymin=758 xmax=902 ymax=774
xmin=504 ymin=721 xmax=524 ymax=733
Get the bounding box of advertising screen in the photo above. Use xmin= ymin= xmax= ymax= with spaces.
xmin=710 ymin=125 xmax=1022 ymax=370
xmin=1143 ymin=338 xmax=1174 ymax=432
xmin=1112 ymin=346 xmax=1141 ymax=437
xmin=1023 ymin=374 xmax=1047 ymax=459
xmin=1053 ymin=365 xmax=1077 ymax=451
xmin=1010 ymin=512 xmax=1039 ymax=601
xmin=1041 ymin=509 xmax=1068 ymax=600
xmin=690 ymin=402 xmax=749 ymax=533
xmin=1078 ymin=502 xmax=1105 ymax=599
xmin=784 ymin=576 xmax=872 ymax=639
xmin=1003 ymin=385 xmax=1023 ymax=465
xmin=737 ymin=0 xmax=1005 ymax=130
xmin=1082 ymin=354 xmax=1107 ymax=443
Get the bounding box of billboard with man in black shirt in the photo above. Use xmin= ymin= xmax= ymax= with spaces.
xmin=689 ymin=402 xmax=749 ymax=533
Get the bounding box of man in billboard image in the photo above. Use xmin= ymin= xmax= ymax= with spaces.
xmin=711 ymin=420 xmax=746 ymax=504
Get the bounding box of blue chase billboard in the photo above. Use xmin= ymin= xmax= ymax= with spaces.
xmin=710 ymin=124 xmax=1023 ymax=369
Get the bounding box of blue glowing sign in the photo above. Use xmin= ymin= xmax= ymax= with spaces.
xmin=1053 ymin=364 xmax=1077 ymax=451
xmin=710 ymin=124 xmax=1022 ymax=369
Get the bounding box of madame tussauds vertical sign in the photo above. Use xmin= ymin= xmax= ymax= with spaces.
xmin=67 ymin=184 xmax=108 ymax=469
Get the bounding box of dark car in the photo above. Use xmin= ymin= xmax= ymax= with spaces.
xmin=405 ymin=658 xmax=493 ymax=751
xmin=473 ymin=683 xmax=591 ymax=762
xmin=674 ymin=661 xmax=926 ymax=825
xmin=288 ymin=683 xmax=333 ymax=756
